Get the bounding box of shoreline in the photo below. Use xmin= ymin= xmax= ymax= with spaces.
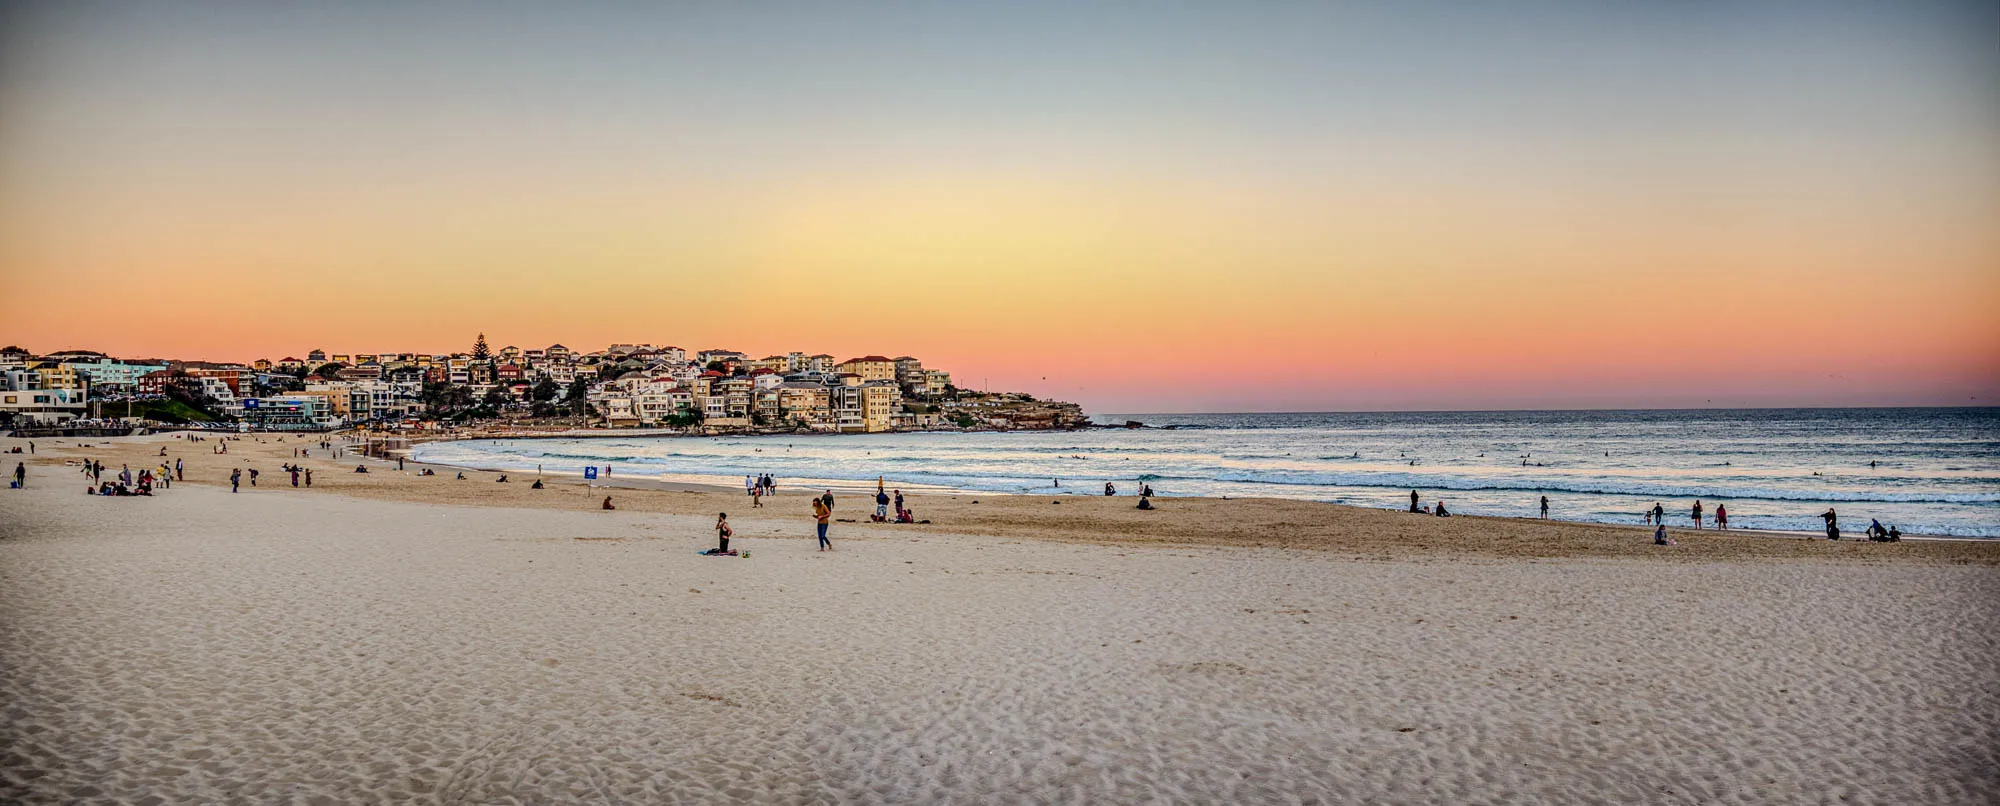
xmin=403 ymin=436 xmax=1996 ymax=544
xmin=11 ymin=432 xmax=1998 ymax=564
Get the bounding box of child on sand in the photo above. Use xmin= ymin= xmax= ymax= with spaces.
xmin=602 ymin=496 xmax=616 ymax=510
xmin=1654 ymin=524 xmax=1673 ymax=545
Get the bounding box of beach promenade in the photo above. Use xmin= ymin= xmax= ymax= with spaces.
xmin=3 ymin=433 xmax=1998 ymax=803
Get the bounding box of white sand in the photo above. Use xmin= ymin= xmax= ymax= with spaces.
xmin=3 ymin=481 xmax=1997 ymax=804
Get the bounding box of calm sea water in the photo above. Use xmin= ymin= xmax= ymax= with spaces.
xmin=411 ymin=408 xmax=2000 ymax=537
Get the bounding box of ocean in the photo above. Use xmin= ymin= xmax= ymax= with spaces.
xmin=409 ymin=408 xmax=2000 ymax=537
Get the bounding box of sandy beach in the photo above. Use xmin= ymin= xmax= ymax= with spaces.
xmin=4 ymin=433 xmax=1998 ymax=803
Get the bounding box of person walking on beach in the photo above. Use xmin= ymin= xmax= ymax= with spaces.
xmin=229 ymin=468 xmax=241 ymax=493
xmin=304 ymin=468 xmax=313 ymax=487
xmin=812 ymin=496 xmax=832 ymax=551
xmin=291 ymin=467 xmax=301 ymax=487
xmin=175 ymin=458 xmax=183 ymax=481
xmin=715 ymin=513 xmax=733 ymax=553
xmin=249 ymin=468 xmax=259 ymax=487
xmin=12 ymin=461 xmax=23 ymax=489
xmin=821 ymin=490 xmax=835 ymax=511
xmin=1715 ymin=504 xmax=1728 ymax=530
xmin=1651 ymin=502 xmax=1665 ymax=526
xmin=1539 ymin=496 xmax=1550 ymax=519
xmin=752 ymin=483 xmax=764 ymax=508
xmin=746 ymin=475 xmax=756 ymax=496
xmin=1691 ymin=500 xmax=1704 ymax=529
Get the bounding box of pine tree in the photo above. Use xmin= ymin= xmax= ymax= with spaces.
xmin=471 ymin=333 xmax=491 ymax=360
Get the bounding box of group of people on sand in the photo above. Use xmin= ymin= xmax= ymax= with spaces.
xmin=1643 ymin=501 xmax=1729 ymax=530
xmin=1398 ymin=490 xmax=1910 ymax=543
xmin=69 ymin=455 xmax=178 ymax=497
xmin=1409 ymin=489 xmax=1452 ymax=517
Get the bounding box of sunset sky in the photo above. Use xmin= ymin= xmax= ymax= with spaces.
xmin=1 ymin=2 xmax=1995 ymax=412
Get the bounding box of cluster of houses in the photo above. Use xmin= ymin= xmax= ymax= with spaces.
xmin=0 ymin=342 xmax=1087 ymax=433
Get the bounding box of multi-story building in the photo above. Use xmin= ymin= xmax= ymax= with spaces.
xmin=922 ymin=369 xmax=951 ymax=398
xmin=63 ymin=358 xmax=168 ymax=390
xmin=34 ymin=362 xmax=86 ymax=391
xmin=859 ymin=379 xmax=902 ymax=432
xmin=775 ymin=382 xmax=832 ymax=428
xmin=0 ymin=382 xmax=87 ymax=425
xmin=804 ymin=354 xmax=836 ymax=374
xmin=231 ymin=395 xmax=338 ymax=430
xmin=836 ymin=356 xmax=897 ymax=383
xmin=830 ymin=375 xmax=866 ymax=432
xmin=696 ymin=349 xmax=745 ymax=366
xmin=717 ymin=376 xmax=754 ymax=419
xmin=894 ymin=357 xmax=924 ymax=390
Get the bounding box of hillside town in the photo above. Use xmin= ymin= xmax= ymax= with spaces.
xmin=0 ymin=336 xmax=1087 ymax=434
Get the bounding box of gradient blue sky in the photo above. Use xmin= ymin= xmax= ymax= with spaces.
xmin=1 ymin=1 xmax=1995 ymax=411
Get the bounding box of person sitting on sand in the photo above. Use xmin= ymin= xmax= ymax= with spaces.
xmin=602 ymin=496 xmax=615 ymax=510
xmin=495 ymin=475 xmax=508 ymax=483
xmin=1654 ymin=524 xmax=1673 ymax=545
xmin=1866 ymin=519 xmax=1888 ymax=541
xmin=354 ymin=465 xmax=369 ymax=473
xmin=1136 ymin=495 xmax=1155 ymax=510
xmin=1105 ymin=482 xmax=1116 ymax=496
xmin=1434 ymin=500 xmax=1450 ymax=517
xmin=1886 ymin=525 xmax=1901 ymax=542
xmin=531 ymin=479 xmax=544 ymax=489
xmin=455 ymin=472 xmax=466 ymax=480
